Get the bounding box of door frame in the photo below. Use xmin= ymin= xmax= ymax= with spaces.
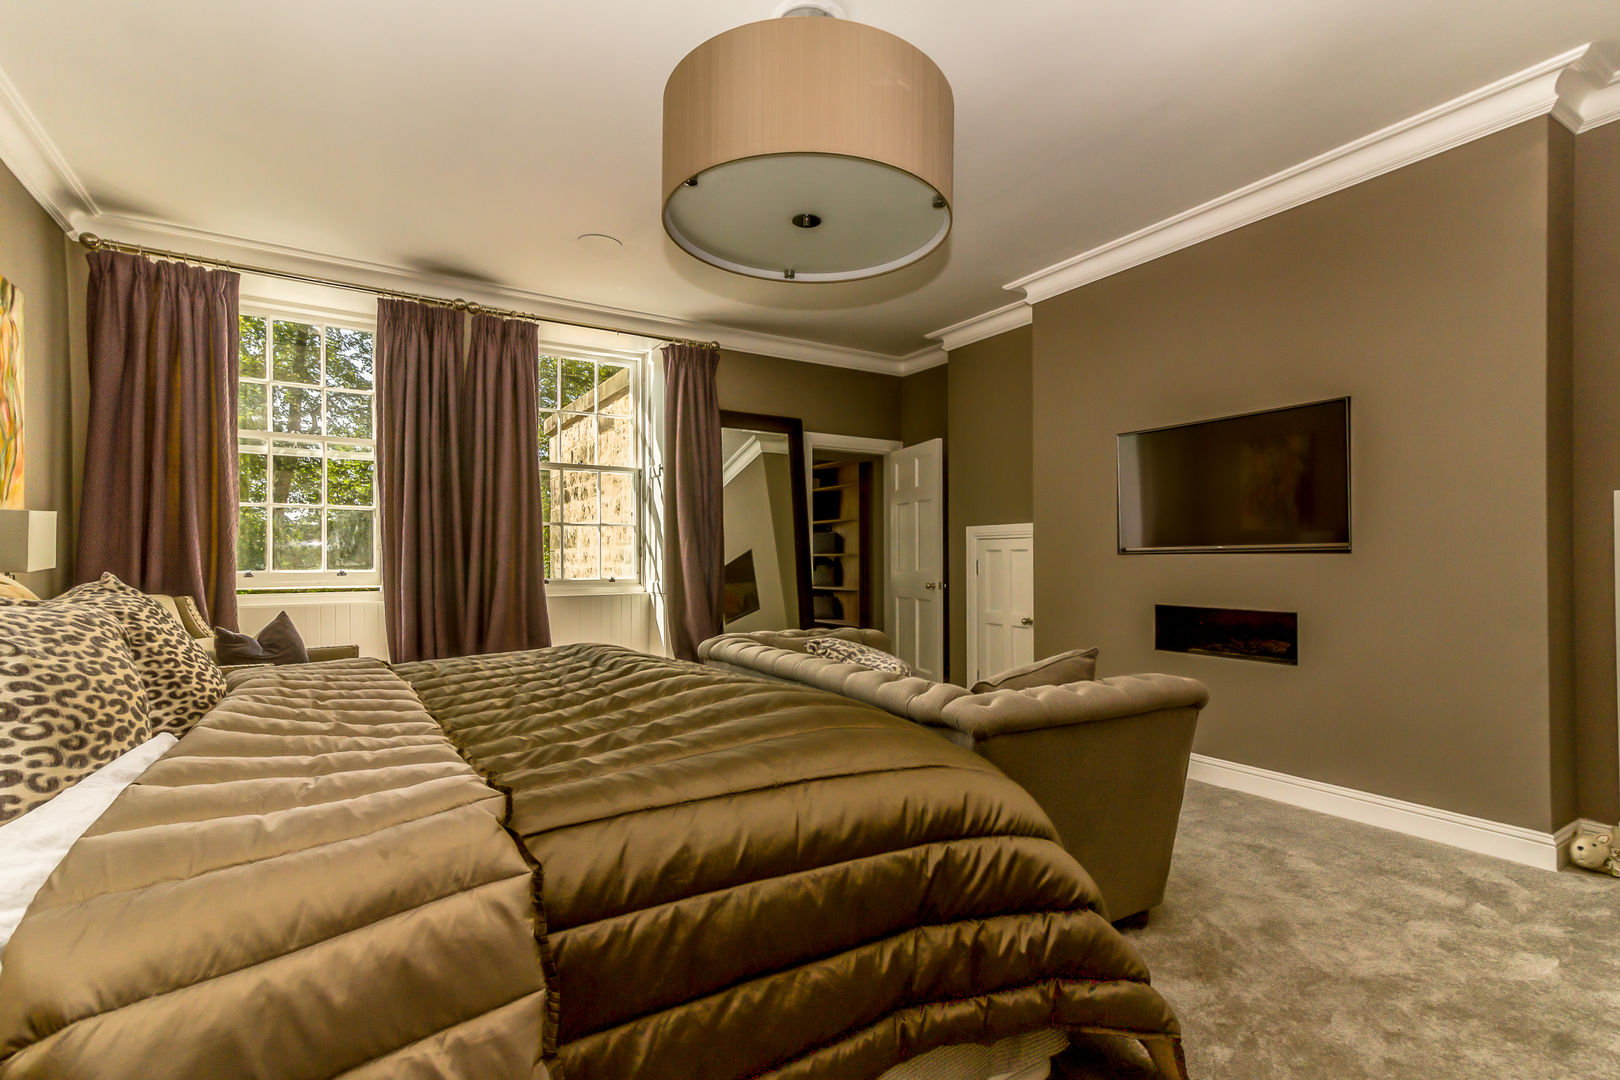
xmin=805 ymin=431 xmax=904 ymax=632
xmin=964 ymin=522 xmax=1034 ymax=687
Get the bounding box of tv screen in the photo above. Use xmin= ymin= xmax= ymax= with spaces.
xmin=1118 ymin=398 xmax=1350 ymax=553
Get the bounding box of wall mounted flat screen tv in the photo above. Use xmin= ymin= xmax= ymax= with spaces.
xmin=1118 ymin=397 xmax=1350 ymax=553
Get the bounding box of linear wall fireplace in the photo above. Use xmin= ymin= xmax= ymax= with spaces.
xmin=1155 ymin=604 xmax=1298 ymax=665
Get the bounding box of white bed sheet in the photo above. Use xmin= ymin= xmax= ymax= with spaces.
xmin=0 ymin=733 xmax=178 ymax=974
xmin=876 ymin=1028 xmax=1069 ymax=1080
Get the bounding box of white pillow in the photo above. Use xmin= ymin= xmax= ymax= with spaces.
xmin=0 ymin=733 xmax=178 ymax=974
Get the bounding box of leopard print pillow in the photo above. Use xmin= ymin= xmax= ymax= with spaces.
xmin=802 ymin=636 xmax=917 ymax=676
xmin=0 ymin=603 xmax=152 ymax=824
xmin=50 ymin=574 xmax=226 ymax=736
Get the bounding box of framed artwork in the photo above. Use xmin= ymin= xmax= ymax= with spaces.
xmin=0 ymin=277 xmax=22 ymax=509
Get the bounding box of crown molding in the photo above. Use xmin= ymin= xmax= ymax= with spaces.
xmin=0 ymin=62 xmax=95 ymax=232
xmin=927 ymin=300 xmax=1032 ymax=352
xmin=1553 ymin=43 xmax=1620 ymax=133
xmin=893 ymin=345 xmax=948 ymax=375
xmin=76 ymin=212 xmax=919 ymax=375
xmin=1005 ymin=46 xmax=1587 ymax=307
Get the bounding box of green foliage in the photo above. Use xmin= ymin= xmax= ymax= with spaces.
xmin=272 ymin=507 xmax=321 ymax=570
xmin=273 ymin=454 xmax=321 ymax=504
xmin=325 ymin=391 xmax=371 ymax=438
xmin=325 ymin=327 xmax=373 ymax=390
xmin=539 ymin=356 xmax=559 ymax=409
xmin=238 ymin=383 xmax=266 ymax=430
xmin=239 ymin=452 xmax=267 ymax=503
xmin=273 ymin=320 xmax=321 ymax=383
xmin=326 ymin=510 xmax=373 ymax=570
xmin=272 ymin=386 xmax=321 ymax=434
xmin=326 ymin=458 xmax=374 ymax=506
xmin=238 ymin=506 xmax=266 ymax=571
xmin=239 ymin=315 xmax=267 ymax=379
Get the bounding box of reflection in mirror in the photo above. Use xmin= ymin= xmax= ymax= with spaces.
xmin=720 ymin=413 xmax=811 ymax=631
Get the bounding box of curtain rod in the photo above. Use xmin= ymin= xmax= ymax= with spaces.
xmin=75 ymin=233 xmax=720 ymax=350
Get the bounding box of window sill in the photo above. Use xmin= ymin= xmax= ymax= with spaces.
xmin=545 ymin=582 xmax=646 ymax=598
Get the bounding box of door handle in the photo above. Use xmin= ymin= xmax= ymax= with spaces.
xmin=1020 ymin=616 xmax=1034 ymax=626
xmin=924 ymin=582 xmax=936 ymax=590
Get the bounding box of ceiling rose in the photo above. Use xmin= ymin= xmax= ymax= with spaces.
xmin=662 ymin=7 xmax=954 ymax=283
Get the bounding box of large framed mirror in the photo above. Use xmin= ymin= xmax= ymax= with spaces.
xmin=719 ymin=410 xmax=813 ymax=631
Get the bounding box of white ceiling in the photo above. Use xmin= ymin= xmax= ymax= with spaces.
xmin=1 ymin=1 xmax=1616 ymax=360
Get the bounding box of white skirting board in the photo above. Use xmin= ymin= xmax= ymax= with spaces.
xmin=1186 ymin=754 xmax=1581 ymax=871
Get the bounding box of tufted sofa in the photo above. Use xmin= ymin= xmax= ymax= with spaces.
xmin=699 ymin=628 xmax=1209 ymax=921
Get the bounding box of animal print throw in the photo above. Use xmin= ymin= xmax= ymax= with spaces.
xmin=803 ymin=636 xmax=918 ymax=676
xmin=0 ymin=603 xmax=151 ymax=823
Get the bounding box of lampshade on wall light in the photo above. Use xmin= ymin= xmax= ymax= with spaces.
xmin=662 ymin=4 xmax=954 ymax=282
xmin=0 ymin=509 xmax=57 ymax=573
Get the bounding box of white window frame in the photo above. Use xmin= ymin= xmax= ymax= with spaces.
xmin=236 ymin=303 xmax=381 ymax=593
xmin=538 ymin=343 xmax=646 ymax=595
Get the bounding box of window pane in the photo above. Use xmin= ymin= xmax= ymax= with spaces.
xmin=325 ymin=327 xmax=374 ymax=390
xmin=238 ymin=506 xmax=267 ymax=571
xmin=272 ymin=507 xmax=322 ymax=570
xmin=539 ymin=469 xmax=554 ymax=524
xmin=538 ymin=356 xmax=559 ymax=410
xmin=238 ymin=382 xmax=266 ymax=430
xmin=239 ymin=316 xmax=267 ymax=379
xmin=326 ymin=391 xmax=372 ymax=438
xmin=547 ymin=524 xmax=562 ymax=580
xmin=538 ymin=412 xmax=555 ymax=462
xmin=601 ymin=472 xmax=634 ymax=524
xmin=327 ymin=509 xmax=374 ymax=570
xmin=548 ymin=470 xmax=561 ymax=521
xmin=272 ymin=320 xmax=322 ymax=384
xmin=552 ymin=413 xmax=596 ymax=465
xmin=597 ymin=416 xmax=632 ymax=467
xmin=272 ymin=451 xmax=322 ymax=504
xmin=560 ymin=357 xmax=594 ymax=411
xmin=562 ymin=470 xmax=598 ymax=523
xmin=327 ymin=458 xmax=374 ymax=506
xmin=602 ymin=526 xmax=635 ymax=580
xmin=272 ymin=386 xmax=322 ymax=434
xmin=563 ymin=525 xmax=598 ymax=579
xmin=598 ymin=363 xmax=631 ymax=416
xmin=239 ymin=448 xmax=268 ymax=503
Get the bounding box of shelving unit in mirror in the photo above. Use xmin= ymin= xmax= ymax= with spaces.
xmin=810 ymin=458 xmax=872 ymax=628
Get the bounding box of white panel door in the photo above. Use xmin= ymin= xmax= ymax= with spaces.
xmin=967 ymin=526 xmax=1035 ymax=686
xmin=886 ymin=438 xmax=945 ymax=679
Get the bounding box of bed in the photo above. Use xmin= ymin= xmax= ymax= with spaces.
xmin=0 ymin=645 xmax=1187 ymax=1080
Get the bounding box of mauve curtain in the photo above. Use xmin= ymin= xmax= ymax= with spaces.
xmin=661 ymin=342 xmax=723 ymax=660
xmin=462 ymin=314 xmax=551 ymax=653
xmin=77 ymin=250 xmax=240 ymax=628
xmin=376 ymin=299 xmax=467 ymax=662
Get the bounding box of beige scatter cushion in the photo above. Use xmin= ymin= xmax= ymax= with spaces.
xmin=0 ymin=573 xmax=39 ymax=602
xmin=971 ymin=647 xmax=1099 ymax=693
xmin=0 ymin=603 xmax=151 ymax=824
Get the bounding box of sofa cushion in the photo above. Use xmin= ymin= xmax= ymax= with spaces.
xmin=971 ymin=648 xmax=1099 ymax=693
xmin=804 ymin=636 xmax=916 ymax=675
xmin=0 ymin=603 xmax=152 ymax=824
xmin=215 ymin=611 xmax=311 ymax=666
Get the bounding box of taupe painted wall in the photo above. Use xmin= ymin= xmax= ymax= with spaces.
xmin=0 ymin=160 xmax=70 ymax=596
xmin=719 ymin=348 xmax=900 ymax=440
xmin=900 ymin=364 xmax=948 ymax=446
xmin=1031 ymin=122 xmax=1567 ymax=831
xmin=946 ymin=325 xmax=1033 ymax=684
xmin=1572 ymin=119 xmax=1620 ymax=825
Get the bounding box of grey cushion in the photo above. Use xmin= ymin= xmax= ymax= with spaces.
xmin=971 ymin=648 xmax=1099 ymax=693
xmin=214 ymin=611 xmax=310 ymax=666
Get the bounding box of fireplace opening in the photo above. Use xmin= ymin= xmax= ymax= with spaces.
xmin=1155 ymin=604 xmax=1298 ymax=665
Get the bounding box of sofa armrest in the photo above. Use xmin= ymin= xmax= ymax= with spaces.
xmin=932 ymin=673 xmax=1210 ymax=742
xmin=308 ymin=644 xmax=362 ymax=662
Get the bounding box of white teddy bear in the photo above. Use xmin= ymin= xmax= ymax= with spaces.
xmin=1569 ymin=829 xmax=1620 ymax=877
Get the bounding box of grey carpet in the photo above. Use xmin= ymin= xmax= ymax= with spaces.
xmin=1055 ymin=780 xmax=1619 ymax=1080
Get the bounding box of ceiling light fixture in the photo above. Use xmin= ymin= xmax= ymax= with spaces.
xmin=662 ymin=2 xmax=954 ymax=282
